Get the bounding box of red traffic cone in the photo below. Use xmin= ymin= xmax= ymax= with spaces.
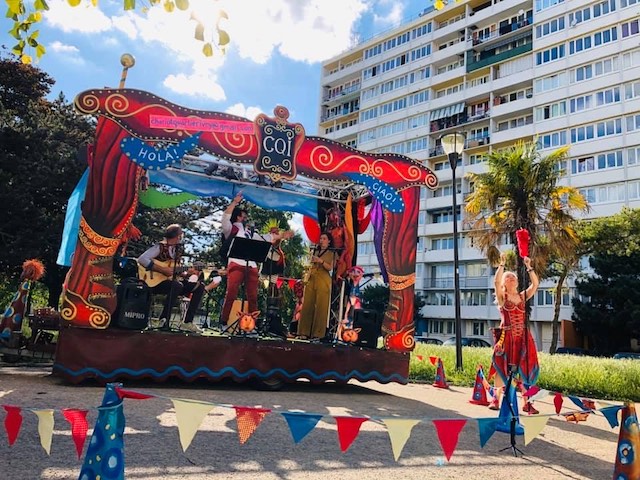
xmin=469 ymin=364 xmax=490 ymax=406
xmin=613 ymin=402 xmax=640 ymax=480
xmin=431 ymin=356 xmax=449 ymax=389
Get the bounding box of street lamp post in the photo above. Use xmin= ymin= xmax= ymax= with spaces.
xmin=441 ymin=133 xmax=466 ymax=371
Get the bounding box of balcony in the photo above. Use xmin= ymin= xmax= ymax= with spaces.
xmin=322 ymin=83 xmax=362 ymax=104
xmin=466 ymin=43 xmax=532 ymax=72
xmin=320 ymin=107 xmax=359 ymax=123
xmin=469 ymin=15 xmax=533 ymax=49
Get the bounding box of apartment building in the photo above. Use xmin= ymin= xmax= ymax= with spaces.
xmin=318 ymin=0 xmax=640 ymax=351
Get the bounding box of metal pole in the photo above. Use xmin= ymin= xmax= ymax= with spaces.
xmin=450 ymin=151 xmax=463 ymax=370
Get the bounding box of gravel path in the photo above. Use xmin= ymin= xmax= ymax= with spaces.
xmin=0 ymin=364 xmax=624 ymax=479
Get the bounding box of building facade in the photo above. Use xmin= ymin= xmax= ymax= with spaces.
xmin=318 ymin=0 xmax=640 ymax=351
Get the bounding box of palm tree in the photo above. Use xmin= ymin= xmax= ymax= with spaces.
xmin=465 ymin=140 xmax=589 ymax=352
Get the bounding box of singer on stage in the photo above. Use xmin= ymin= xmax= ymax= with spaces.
xmin=298 ymin=232 xmax=336 ymax=340
xmin=137 ymin=224 xmax=218 ymax=333
xmin=220 ymin=192 xmax=292 ymax=327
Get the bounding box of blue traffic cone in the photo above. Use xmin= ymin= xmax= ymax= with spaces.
xmin=496 ymin=381 xmax=524 ymax=435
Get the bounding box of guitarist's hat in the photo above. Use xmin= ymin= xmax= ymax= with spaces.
xmin=164 ymin=224 xmax=183 ymax=239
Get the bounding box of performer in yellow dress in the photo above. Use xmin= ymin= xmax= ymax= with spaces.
xmin=298 ymin=233 xmax=336 ymax=340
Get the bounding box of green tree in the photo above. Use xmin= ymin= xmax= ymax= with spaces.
xmin=572 ymin=254 xmax=640 ymax=354
xmin=0 ymin=53 xmax=95 ymax=307
xmin=465 ymin=140 xmax=589 ymax=352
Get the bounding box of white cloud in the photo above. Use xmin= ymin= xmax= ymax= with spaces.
xmin=372 ymin=0 xmax=405 ymax=27
xmin=45 ymin=0 xmax=112 ymax=33
xmin=225 ymin=103 xmax=264 ymax=120
xmin=49 ymin=41 xmax=79 ymax=54
xmin=163 ymin=70 xmax=226 ymax=102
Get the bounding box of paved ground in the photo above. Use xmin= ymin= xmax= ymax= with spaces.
xmin=0 ymin=362 xmax=625 ymax=479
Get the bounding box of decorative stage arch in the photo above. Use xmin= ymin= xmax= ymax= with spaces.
xmin=60 ymin=88 xmax=438 ymax=352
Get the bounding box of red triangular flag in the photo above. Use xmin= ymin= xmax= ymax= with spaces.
xmin=62 ymin=409 xmax=89 ymax=459
xmin=429 ymin=356 xmax=438 ymax=366
xmin=553 ymin=392 xmax=564 ymax=414
xmin=3 ymin=405 xmax=23 ymax=446
xmin=416 ymin=355 xmax=424 ymax=362
xmin=276 ymin=278 xmax=284 ymax=289
xmin=334 ymin=416 xmax=368 ymax=452
xmin=432 ymin=419 xmax=467 ymax=461
xmin=288 ymin=279 xmax=296 ymax=289
xmin=115 ymin=387 xmax=154 ymax=400
xmin=234 ymin=407 xmax=271 ymax=444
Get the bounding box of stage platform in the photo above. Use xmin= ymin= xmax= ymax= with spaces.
xmin=52 ymin=326 xmax=410 ymax=386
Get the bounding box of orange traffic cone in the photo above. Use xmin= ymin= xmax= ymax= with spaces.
xmin=612 ymin=402 xmax=640 ymax=480
xmin=430 ymin=356 xmax=449 ymax=389
xmin=469 ymin=364 xmax=490 ymax=406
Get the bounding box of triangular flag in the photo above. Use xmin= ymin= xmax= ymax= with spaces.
xmin=172 ymin=399 xmax=215 ymax=451
xmin=115 ymin=387 xmax=155 ymax=400
xmin=524 ymin=385 xmax=540 ymax=398
xmin=553 ymin=392 xmax=564 ymax=414
xmin=281 ymin=412 xmax=323 ymax=444
xmin=62 ymin=409 xmax=89 ymax=459
xmin=276 ymin=278 xmax=284 ymax=289
xmin=600 ymin=405 xmax=623 ymax=428
xmin=335 ymin=416 xmax=368 ymax=452
xmin=429 ymin=356 xmax=438 ymax=366
xmin=234 ymin=407 xmax=271 ymax=444
xmin=520 ymin=415 xmax=550 ymax=446
xmin=528 ymin=388 xmax=550 ymax=402
xmin=432 ymin=419 xmax=467 ymax=461
xmin=3 ymin=405 xmax=23 ymax=446
xmin=477 ymin=418 xmax=499 ymax=448
xmin=415 ymin=355 xmax=424 ymax=362
xmin=32 ymin=409 xmax=54 ymax=454
xmin=381 ymin=418 xmax=420 ymax=461
xmin=568 ymin=395 xmax=586 ymax=410
xmin=288 ymin=279 xmax=296 ymax=289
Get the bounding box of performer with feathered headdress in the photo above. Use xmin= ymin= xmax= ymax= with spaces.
xmin=0 ymin=259 xmax=46 ymax=342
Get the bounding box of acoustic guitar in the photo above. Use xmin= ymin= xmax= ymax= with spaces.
xmin=138 ymin=260 xmax=225 ymax=288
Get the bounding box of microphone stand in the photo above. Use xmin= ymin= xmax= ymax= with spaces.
xmin=162 ymin=243 xmax=182 ymax=332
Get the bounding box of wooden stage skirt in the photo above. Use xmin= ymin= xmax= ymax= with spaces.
xmin=52 ymin=327 xmax=410 ymax=385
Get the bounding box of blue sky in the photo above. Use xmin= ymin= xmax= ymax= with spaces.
xmin=3 ymin=0 xmax=430 ymax=134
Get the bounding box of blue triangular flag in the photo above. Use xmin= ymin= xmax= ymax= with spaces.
xmin=600 ymin=406 xmax=623 ymax=428
xmin=568 ymin=396 xmax=587 ymax=410
xmin=281 ymin=412 xmax=323 ymax=443
xmin=477 ymin=418 xmax=499 ymax=447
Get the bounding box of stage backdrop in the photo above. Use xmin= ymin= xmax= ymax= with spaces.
xmin=60 ymin=89 xmax=438 ymax=352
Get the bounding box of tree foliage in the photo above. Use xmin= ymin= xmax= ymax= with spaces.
xmin=6 ymin=0 xmax=230 ymax=64
xmin=0 ymin=53 xmax=95 ymax=306
xmin=572 ymin=254 xmax=640 ymax=355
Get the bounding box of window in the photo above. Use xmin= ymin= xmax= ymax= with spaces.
xmin=473 ymin=322 xmax=486 ymax=336
xmin=627 ymin=114 xmax=640 ymax=132
xmin=622 ymin=20 xmax=640 ymax=37
xmin=538 ymin=131 xmax=567 ymax=149
xmin=535 ymin=72 xmax=566 ymax=92
xmin=572 ymin=156 xmax=595 ymax=173
xmin=536 ymin=101 xmax=566 ymax=120
xmin=536 ymin=0 xmax=564 ymax=12
xmin=429 ymin=320 xmax=444 ymax=333
xmin=628 ymin=147 xmax=640 ymax=165
xmin=536 ymin=289 xmax=570 ymax=306
xmin=536 ymin=45 xmax=565 ymax=65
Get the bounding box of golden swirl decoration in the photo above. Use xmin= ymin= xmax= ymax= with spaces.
xmin=309 ymin=145 xmax=349 ymax=173
xmin=388 ymin=272 xmax=416 ymax=290
xmin=60 ymin=292 xmax=77 ymax=321
xmin=210 ymin=130 xmax=255 ymax=157
xmin=88 ymin=292 xmax=116 ymax=301
xmin=89 ymin=309 xmax=111 ymax=329
xmin=89 ymin=256 xmax=113 ymax=266
xmin=75 ymin=93 xmax=100 ymax=114
xmin=424 ymin=172 xmax=438 ymax=189
xmin=89 ymin=273 xmax=113 ymax=283
xmin=79 ymin=217 xmax=120 ymax=257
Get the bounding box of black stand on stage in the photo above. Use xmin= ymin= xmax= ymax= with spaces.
xmin=223 ymin=237 xmax=271 ymax=334
xmin=160 ymin=244 xmax=182 ymax=332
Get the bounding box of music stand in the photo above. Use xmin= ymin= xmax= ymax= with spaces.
xmin=223 ymin=237 xmax=271 ymax=334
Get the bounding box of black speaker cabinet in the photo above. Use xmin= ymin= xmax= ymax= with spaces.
xmin=352 ymin=309 xmax=382 ymax=348
xmin=114 ymin=278 xmax=151 ymax=329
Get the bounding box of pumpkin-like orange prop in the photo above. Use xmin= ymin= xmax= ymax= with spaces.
xmin=238 ymin=311 xmax=260 ymax=333
xmin=341 ymin=327 xmax=361 ymax=343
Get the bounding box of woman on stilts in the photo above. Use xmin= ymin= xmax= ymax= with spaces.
xmin=489 ymin=250 xmax=540 ymax=414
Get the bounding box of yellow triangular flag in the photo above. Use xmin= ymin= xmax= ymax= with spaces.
xmin=32 ymin=409 xmax=54 ymax=455
xmin=381 ymin=418 xmax=421 ymax=461
xmin=171 ymin=399 xmax=215 ymax=452
xmin=520 ymin=415 xmax=550 ymax=446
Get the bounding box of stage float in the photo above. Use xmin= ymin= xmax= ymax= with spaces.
xmin=54 ymin=86 xmax=438 ymax=386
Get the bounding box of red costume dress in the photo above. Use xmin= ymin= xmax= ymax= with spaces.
xmin=491 ymin=294 xmax=540 ymax=386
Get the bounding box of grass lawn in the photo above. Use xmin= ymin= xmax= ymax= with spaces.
xmin=410 ymin=344 xmax=640 ymax=402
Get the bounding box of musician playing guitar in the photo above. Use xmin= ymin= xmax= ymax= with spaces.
xmin=137 ymin=224 xmax=221 ymax=333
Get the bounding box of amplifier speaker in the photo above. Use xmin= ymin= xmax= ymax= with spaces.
xmin=352 ymin=309 xmax=382 ymax=348
xmin=114 ymin=278 xmax=151 ymax=329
